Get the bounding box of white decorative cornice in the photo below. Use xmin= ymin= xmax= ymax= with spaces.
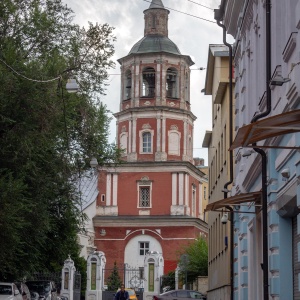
xmin=142 ymin=123 xmax=152 ymax=129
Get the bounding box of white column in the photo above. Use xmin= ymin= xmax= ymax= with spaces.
xmin=199 ymin=182 xmax=203 ymax=218
xmin=185 ymin=174 xmax=189 ymax=206
xmin=183 ymin=120 xmax=187 ymax=156
xmin=132 ymin=117 xmax=137 ymax=152
xmin=128 ymin=119 xmax=132 ymax=153
xmin=172 ymin=173 xmax=177 ymax=205
xmin=157 ymin=117 xmax=161 ymax=152
xmin=178 ymin=173 xmax=184 ymax=205
xmin=112 ymin=174 xmax=118 ymax=206
xmin=162 ymin=117 xmax=166 ymax=152
xmin=106 ymin=174 xmax=111 ymax=206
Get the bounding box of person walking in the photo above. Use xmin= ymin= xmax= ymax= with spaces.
xmin=114 ymin=284 xmax=129 ymax=300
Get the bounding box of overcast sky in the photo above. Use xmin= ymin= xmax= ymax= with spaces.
xmin=63 ymin=0 xmax=226 ymax=164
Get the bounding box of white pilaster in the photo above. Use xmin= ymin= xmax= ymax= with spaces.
xmin=157 ymin=117 xmax=161 ymax=152
xmin=129 ymin=119 xmax=132 ymax=153
xmin=106 ymin=174 xmax=111 ymax=206
xmin=112 ymin=174 xmax=118 ymax=206
xmin=178 ymin=173 xmax=184 ymax=205
xmin=132 ymin=117 xmax=137 ymax=152
xmin=172 ymin=173 xmax=177 ymax=205
xmin=162 ymin=117 xmax=166 ymax=152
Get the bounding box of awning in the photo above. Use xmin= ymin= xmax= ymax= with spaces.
xmin=230 ymin=109 xmax=300 ymax=150
xmin=205 ymin=191 xmax=262 ymax=212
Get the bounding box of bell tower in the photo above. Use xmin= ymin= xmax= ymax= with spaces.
xmin=115 ymin=0 xmax=196 ymax=163
xmin=93 ymin=0 xmax=207 ymax=278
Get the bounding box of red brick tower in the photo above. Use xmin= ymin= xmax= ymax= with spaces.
xmin=93 ymin=0 xmax=207 ymax=285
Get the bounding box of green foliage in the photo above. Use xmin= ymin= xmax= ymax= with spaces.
xmin=106 ymin=262 xmax=122 ymax=291
xmin=161 ymin=271 xmax=175 ymax=290
xmin=0 ymin=0 xmax=119 ymax=281
xmin=178 ymin=237 xmax=208 ymax=281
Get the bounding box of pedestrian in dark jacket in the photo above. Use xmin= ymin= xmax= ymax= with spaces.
xmin=114 ymin=284 xmax=129 ymax=300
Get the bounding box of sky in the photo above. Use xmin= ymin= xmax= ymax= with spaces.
xmin=63 ymin=0 xmax=226 ymax=164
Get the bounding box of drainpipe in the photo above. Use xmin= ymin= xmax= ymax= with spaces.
xmin=250 ymin=1 xmax=271 ymax=300
xmin=214 ymin=9 xmax=234 ymax=300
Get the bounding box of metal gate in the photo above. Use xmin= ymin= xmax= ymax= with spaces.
xmin=73 ymin=271 xmax=81 ymax=300
xmin=103 ymin=265 xmax=144 ymax=296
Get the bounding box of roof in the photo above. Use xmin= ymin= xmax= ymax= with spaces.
xmin=129 ymin=35 xmax=181 ymax=55
xmin=230 ymin=109 xmax=300 ymax=150
xmin=202 ymin=130 xmax=212 ymax=148
xmin=204 ymin=44 xmax=229 ymax=96
xmin=205 ymin=191 xmax=262 ymax=212
xmin=149 ymin=0 xmax=164 ymax=9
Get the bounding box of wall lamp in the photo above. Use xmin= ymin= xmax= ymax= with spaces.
xmin=242 ymin=149 xmax=255 ymax=157
xmin=281 ymin=168 xmax=290 ymax=180
xmin=221 ymin=213 xmax=229 ymax=224
xmin=269 ymin=75 xmax=291 ymax=87
xmin=66 ymin=79 xmax=80 ymax=93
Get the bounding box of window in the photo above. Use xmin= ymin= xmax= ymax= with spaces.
xmin=142 ymin=132 xmax=151 ymax=153
xmin=139 ymin=186 xmax=150 ymax=207
xmin=139 ymin=242 xmax=149 ymax=255
xmin=142 ymin=67 xmax=155 ymax=97
xmin=204 ymin=187 xmax=207 ymax=200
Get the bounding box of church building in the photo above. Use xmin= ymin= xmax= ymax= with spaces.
xmin=91 ymin=0 xmax=208 ymax=285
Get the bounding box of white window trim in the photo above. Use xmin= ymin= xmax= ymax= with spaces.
xmin=139 ymin=241 xmax=150 ymax=256
xmin=139 ymin=129 xmax=154 ymax=154
xmin=137 ymin=182 xmax=152 ymax=208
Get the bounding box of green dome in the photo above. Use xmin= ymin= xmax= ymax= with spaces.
xmin=129 ymin=35 xmax=181 ymax=55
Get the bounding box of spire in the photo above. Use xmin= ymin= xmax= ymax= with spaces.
xmin=149 ymin=0 xmax=164 ymax=9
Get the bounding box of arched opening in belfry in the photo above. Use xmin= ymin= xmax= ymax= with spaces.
xmin=125 ymin=69 xmax=132 ymax=99
xmin=166 ymin=68 xmax=178 ymax=98
xmin=142 ymin=67 xmax=156 ymax=98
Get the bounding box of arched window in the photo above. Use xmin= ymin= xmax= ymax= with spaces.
xmin=166 ymin=68 xmax=178 ymax=98
xmin=125 ymin=70 xmax=132 ymax=99
xmin=142 ymin=67 xmax=155 ymax=97
xmin=142 ymin=132 xmax=152 ymax=153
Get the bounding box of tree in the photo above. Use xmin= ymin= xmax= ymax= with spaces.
xmin=0 ymin=0 xmax=120 ymax=280
xmin=178 ymin=237 xmax=208 ymax=282
xmin=106 ymin=262 xmax=122 ymax=291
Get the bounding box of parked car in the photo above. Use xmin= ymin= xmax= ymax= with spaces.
xmin=25 ymin=281 xmax=57 ymax=300
xmin=0 ymin=282 xmax=23 ymax=300
xmin=14 ymin=283 xmax=31 ymax=300
xmin=153 ymin=290 xmax=206 ymax=300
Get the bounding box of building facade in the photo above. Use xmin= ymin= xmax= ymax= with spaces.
xmin=209 ymin=0 xmax=300 ymax=299
xmin=87 ymin=0 xmax=208 ymax=289
xmin=202 ymin=44 xmax=233 ymax=300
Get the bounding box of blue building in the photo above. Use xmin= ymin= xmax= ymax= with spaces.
xmin=205 ymin=0 xmax=300 ymax=299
